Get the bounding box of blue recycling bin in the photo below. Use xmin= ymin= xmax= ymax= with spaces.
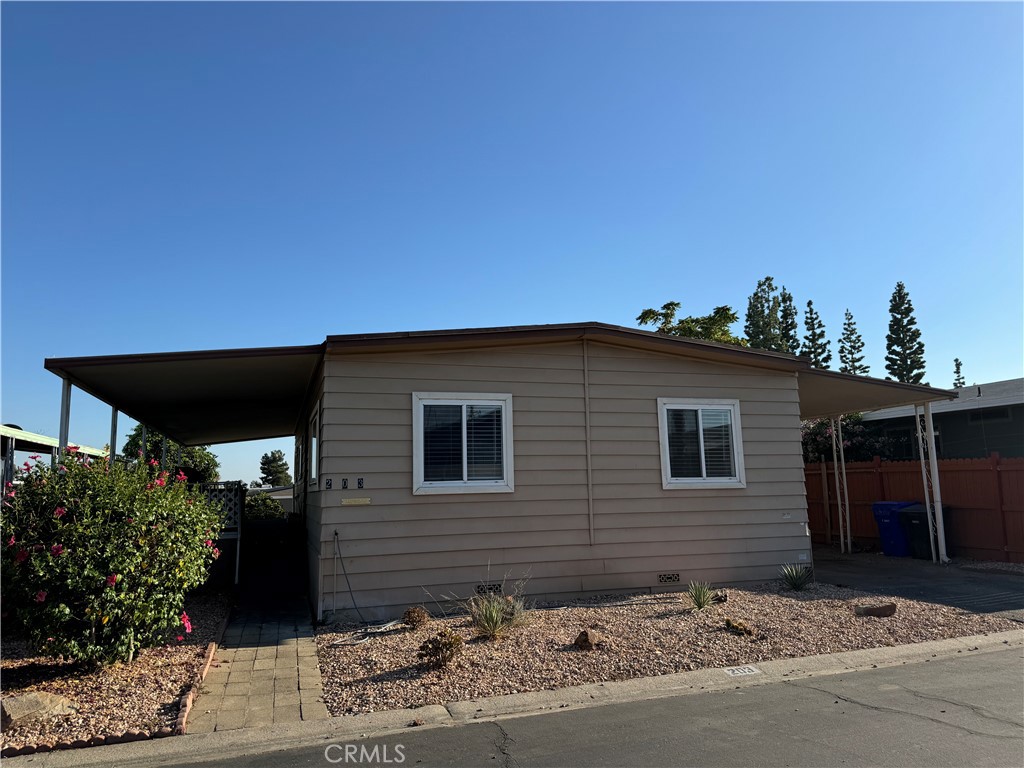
xmin=872 ymin=501 xmax=917 ymax=557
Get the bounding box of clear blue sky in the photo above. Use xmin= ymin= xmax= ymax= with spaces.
xmin=3 ymin=2 xmax=1021 ymax=482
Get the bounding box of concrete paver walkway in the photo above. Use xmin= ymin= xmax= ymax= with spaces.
xmin=186 ymin=606 xmax=330 ymax=733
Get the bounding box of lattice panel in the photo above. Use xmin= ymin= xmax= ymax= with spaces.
xmin=202 ymin=482 xmax=244 ymax=531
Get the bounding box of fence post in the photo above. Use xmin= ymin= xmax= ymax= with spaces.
xmin=992 ymin=452 xmax=1009 ymax=554
xmin=873 ymin=456 xmax=884 ymax=502
xmin=820 ymin=462 xmax=831 ymax=545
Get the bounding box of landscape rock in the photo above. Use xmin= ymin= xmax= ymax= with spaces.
xmin=853 ymin=603 xmax=897 ymax=618
xmin=1 ymin=692 xmax=78 ymax=728
xmin=573 ymin=629 xmax=603 ymax=650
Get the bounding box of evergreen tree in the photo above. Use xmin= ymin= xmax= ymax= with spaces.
xmin=838 ymin=309 xmax=869 ymax=375
xmin=259 ymin=449 xmax=292 ymax=486
xmin=637 ymin=301 xmax=745 ymax=345
xmin=884 ymin=281 xmax=926 ymax=384
xmin=744 ymin=276 xmax=784 ymax=351
xmin=953 ymin=358 xmax=965 ymax=389
xmin=799 ymin=300 xmax=832 ymax=369
xmin=121 ymin=425 xmax=220 ymax=484
xmin=778 ymin=287 xmax=800 ymax=355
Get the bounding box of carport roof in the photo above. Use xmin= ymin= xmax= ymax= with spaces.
xmin=43 ymin=322 xmax=955 ymax=446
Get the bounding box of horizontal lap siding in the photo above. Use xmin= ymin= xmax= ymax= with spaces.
xmin=316 ymin=341 xmax=810 ymax=618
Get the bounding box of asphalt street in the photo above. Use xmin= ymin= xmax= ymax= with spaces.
xmin=153 ymin=646 xmax=1023 ymax=768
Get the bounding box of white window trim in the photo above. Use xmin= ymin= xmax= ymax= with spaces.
xmin=412 ymin=392 xmax=514 ymax=495
xmin=308 ymin=403 xmax=320 ymax=489
xmin=657 ymin=398 xmax=746 ymax=490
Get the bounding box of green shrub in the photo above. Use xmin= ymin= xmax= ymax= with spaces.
xmin=687 ymin=581 xmax=715 ymax=611
xmin=417 ymin=627 xmax=463 ymax=668
xmin=245 ymin=491 xmax=286 ymax=521
xmin=466 ymin=592 xmax=528 ymax=640
xmin=779 ymin=563 xmax=813 ymax=591
xmin=1 ymin=449 xmax=222 ymax=664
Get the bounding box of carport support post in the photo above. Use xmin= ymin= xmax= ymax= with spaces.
xmin=108 ymin=409 xmax=118 ymax=466
xmin=913 ymin=405 xmax=937 ymax=563
xmin=836 ymin=416 xmax=852 ymax=553
xmin=923 ymin=402 xmax=949 ymax=563
xmin=830 ymin=418 xmax=846 ymax=553
xmin=58 ymin=378 xmax=72 ymax=452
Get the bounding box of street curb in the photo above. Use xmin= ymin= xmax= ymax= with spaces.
xmin=6 ymin=628 xmax=1022 ymax=766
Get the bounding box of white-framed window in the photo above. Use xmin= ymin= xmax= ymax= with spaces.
xmin=412 ymin=392 xmax=514 ymax=495
xmin=657 ymin=398 xmax=745 ymax=489
xmin=308 ymin=404 xmax=320 ymax=488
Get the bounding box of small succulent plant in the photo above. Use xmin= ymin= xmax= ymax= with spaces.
xmin=402 ymin=605 xmax=431 ymax=629
xmin=416 ymin=628 xmax=463 ymax=668
xmin=724 ymin=617 xmax=754 ymax=636
xmin=687 ymin=581 xmax=715 ymax=611
xmin=779 ymin=563 xmax=814 ymax=591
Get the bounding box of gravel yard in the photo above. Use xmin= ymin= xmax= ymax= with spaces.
xmin=315 ymin=583 xmax=1020 ymax=715
xmin=0 ymin=591 xmax=230 ymax=751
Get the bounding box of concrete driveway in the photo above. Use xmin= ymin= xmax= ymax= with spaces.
xmin=813 ymin=547 xmax=1024 ymax=621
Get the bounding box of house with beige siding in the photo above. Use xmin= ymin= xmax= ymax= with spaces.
xmin=43 ymin=322 xmax=955 ymax=620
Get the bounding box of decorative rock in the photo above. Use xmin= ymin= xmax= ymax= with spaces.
xmin=1 ymin=691 xmax=78 ymax=727
xmin=55 ymin=740 xmax=75 ymax=751
xmin=573 ymin=629 xmax=603 ymax=650
xmin=105 ymin=733 xmax=127 ymax=745
xmin=70 ymin=739 xmax=90 ymax=750
xmin=711 ymin=591 xmax=728 ymax=604
xmin=122 ymin=730 xmax=148 ymax=743
xmin=1 ymin=746 xmax=25 ymax=758
xmin=35 ymin=742 xmax=54 ymax=753
xmin=854 ymin=603 xmax=897 ymax=618
xmin=89 ymin=735 xmax=107 ymax=747
xmin=156 ymin=726 xmax=173 ymax=738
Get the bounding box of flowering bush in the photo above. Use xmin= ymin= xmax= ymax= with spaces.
xmin=1 ymin=450 xmax=222 ymax=664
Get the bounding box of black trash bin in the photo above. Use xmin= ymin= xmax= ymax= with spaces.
xmin=899 ymin=504 xmax=934 ymax=560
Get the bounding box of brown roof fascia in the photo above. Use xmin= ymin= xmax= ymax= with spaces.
xmin=44 ymin=343 xmax=326 ymax=373
xmin=324 ymin=322 xmax=807 ymax=372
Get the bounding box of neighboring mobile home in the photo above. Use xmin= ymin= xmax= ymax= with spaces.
xmin=43 ymin=323 xmax=955 ymax=620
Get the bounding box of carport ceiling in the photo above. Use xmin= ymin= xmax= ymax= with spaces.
xmin=44 ymin=345 xmax=324 ymax=446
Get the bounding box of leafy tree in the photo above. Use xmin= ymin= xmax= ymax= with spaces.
xmin=122 ymin=425 xmax=220 ymax=484
xmin=778 ymin=287 xmax=800 ymax=355
xmin=801 ymin=415 xmax=894 ymax=463
xmin=953 ymin=358 xmax=965 ymax=389
xmin=838 ymin=309 xmax=869 ymax=375
xmin=636 ymin=301 xmax=746 ymax=345
xmin=2 ymin=450 xmax=221 ymax=663
xmin=884 ymin=281 xmax=926 ymax=384
xmin=799 ymin=300 xmax=832 ymax=369
xmin=259 ymin=449 xmax=292 ymax=486
xmin=744 ymin=276 xmax=784 ymax=351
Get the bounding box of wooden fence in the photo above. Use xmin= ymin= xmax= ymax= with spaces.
xmin=805 ymin=453 xmax=1024 ymax=563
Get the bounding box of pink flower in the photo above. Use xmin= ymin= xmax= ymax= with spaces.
xmin=148 ymin=458 xmax=159 ymax=466
xmin=204 ymin=539 xmax=213 ymax=547
xmin=155 ymin=478 xmax=166 ymax=487
xmin=35 ymin=591 xmax=46 ymax=602
xmin=29 ymin=455 xmax=40 ymax=461
xmin=15 ymin=549 xmax=28 ymax=563
xmin=23 ymin=462 xmax=31 ymax=470
xmin=213 ymin=548 xmax=220 ymax=559
xmin=51 ymin=544 xmax=64 ymax=556
xmin=176 ymin=635 xmax=184 ymax=642
xmin=159 ymin=470 xmax=169 ymax=479
xmin=181 ymin=612 xmax=192 ymax=634
xmin=6 ymin=535 xmax=15 ymax=547
xmin=3 ymin=482 xmax=11 ymax=488
xmin=54 ymin=506 xmax=66 ymax=518
xmin=5 ymin=491 xmax=15 ymax=499
xmin=126 ymin=517 xmax=134 ymax=523
xmin=67 ymin=445 xmax=79 ymax=454
xmin=175 ymin=470 xmax=188 ymax=482
xmin=146 ymin=483 xmax=154 ymax=491
xmin=106 ymin=574 xmax=118 ymax=587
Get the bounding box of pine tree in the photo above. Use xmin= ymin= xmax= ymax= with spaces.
xmin=799 ymin=300 xmax=832 ymax=369
xmin=778 ymin=287 xmax=800 ymax=355
xmin=744 ymin=276 xmax=784 ymax=351
xmin=953 ymin=358 xmax=965 ymax=388
xmin=259 ymin=450 xmax=292 ymax=486
xmin=838 ymin=309 xmax=869 ymax=375
xmin=884 ymin=281 xmax=926 ymax=384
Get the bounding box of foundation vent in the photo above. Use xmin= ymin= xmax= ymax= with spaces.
xmin=475 ymin=583 xmax=502 ymax=595
xmin=658 ymin=573 xmax=681 ymax=584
